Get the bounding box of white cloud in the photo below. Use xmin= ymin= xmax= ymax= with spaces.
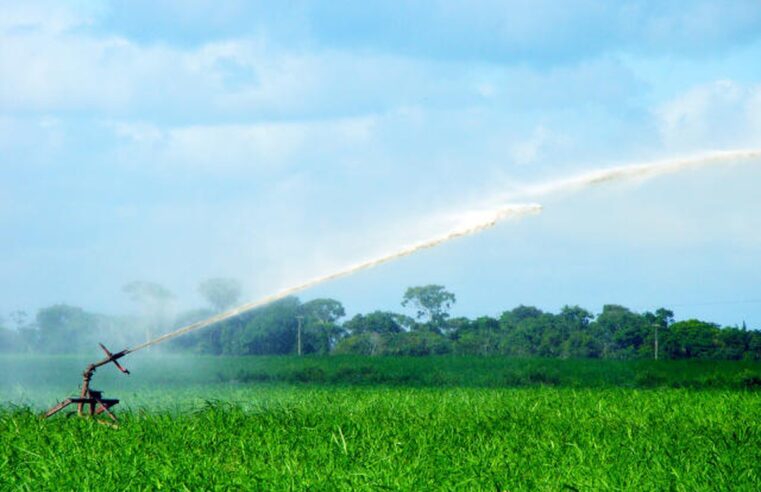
xmin=656 ymin=80 xmax=761 ymax=150
xmin=291 ymin=1 xmax=761 ymax=63
xmin=0 ymin=31 xmax=269 ymax=115
xmin=0 ymin=0 xmax=101 ymax=34
xmin=0 ymin=115 xmax=67 ymax=165
xmin=0 ymin=12 xmax=645 ymax=120
xmin=109 ymin=121 xmax=164 ymax=144
xmin=508 ymin=125 xmax=572 ymax=166
xmin=108 ymin=116 xmax=378 ymax=173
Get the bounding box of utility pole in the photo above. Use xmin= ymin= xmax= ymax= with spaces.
xmin=296 ymin=315 xmax=304 ymax=356
xmin=654 ymin=323 xmax=659 ymax=361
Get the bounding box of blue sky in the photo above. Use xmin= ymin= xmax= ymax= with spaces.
xmin=2 ymin=0 xmax=761 ymax=327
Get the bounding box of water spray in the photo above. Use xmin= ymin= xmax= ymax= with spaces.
xmin=43 ymin=148 xmax=761 ymax=421
xmin=43 ymin=203 xmax=541 ymax=421
xmin=500 ymin=149 xmax=761 ymax=202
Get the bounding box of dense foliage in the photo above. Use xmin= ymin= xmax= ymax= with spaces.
xmin=2 ymin=283 xmax=760 ymax=360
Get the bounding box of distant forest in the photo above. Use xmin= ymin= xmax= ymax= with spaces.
xmin=1 ymin=281 xmax=759 ymax=360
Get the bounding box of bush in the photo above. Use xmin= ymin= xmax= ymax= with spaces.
xmin=635 ymin=371 xmax=667 ymax=388
xmin=385 ymin=331 xmax=452 ymax=356
xmin=736 ymin=370 xmax=761 ymax=389
xmin=331 ymin=366 xmax=379 ymax=384
xmin=333 ymin=333 xmax=386 ymax=355
xmin=288 ymin=366 xmax=327 ymax=383
xmin=526 ymin=370 xmax=561 ymax=386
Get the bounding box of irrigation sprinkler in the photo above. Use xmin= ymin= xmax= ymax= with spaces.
xmin=44 ymin=343 xmax=130 ymax=422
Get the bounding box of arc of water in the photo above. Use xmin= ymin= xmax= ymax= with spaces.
xmin=125 ymin=203 xmax=542 ymax=354
xmin=126 ymin=147 xmax=761 ymax=354
xmin=508 ymin=149 xmax=761 ymax=201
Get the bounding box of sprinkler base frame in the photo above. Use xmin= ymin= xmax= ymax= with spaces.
xmin=43 ymin=343 xmax=130 ymax=422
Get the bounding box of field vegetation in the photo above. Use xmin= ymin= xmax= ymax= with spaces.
xmin=4 ymin=355 xmax=761 ymax=403
xmin=3 ymin=281 xmax=761 ymax=489
xmin=4 ymin=388 xmax=761 ymax=490
xmin=2 ymin=355 xmax=761 ymax=489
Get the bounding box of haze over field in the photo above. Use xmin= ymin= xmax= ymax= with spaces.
xmin=2 ymin=1 xmax=761 ymax=326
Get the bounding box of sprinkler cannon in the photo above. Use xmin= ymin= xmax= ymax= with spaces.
xmin=44 ymin=343 xmax=131 ymax=422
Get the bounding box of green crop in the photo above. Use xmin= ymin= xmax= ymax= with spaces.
xmin=2 ymin=356 xmax=761 ymax=490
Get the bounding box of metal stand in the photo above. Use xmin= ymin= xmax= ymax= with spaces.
xmin=44 ymin=343 xmax=130 ymax=423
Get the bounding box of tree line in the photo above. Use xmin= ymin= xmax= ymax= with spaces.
xmin=1 ymin=282 xmax=760 ymax=360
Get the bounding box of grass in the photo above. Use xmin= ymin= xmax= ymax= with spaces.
xmin=2 ymin=355 xmax=761 ymax=489
xmin=3 ymin=354 xmax=761 ymax=399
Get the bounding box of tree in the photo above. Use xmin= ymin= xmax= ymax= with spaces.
xmin=558 ymin=305 xmax=593 ymax=330
xmin=718 ymin=326 xmax=750 ymax=360
xmin=344 ymin=311 xmax=406 ymax=335
xmin=748 ymin=331 xmax=761 ymax=360
xmin=401 ymin=285 xmax=456 ymax=328
xmin=0 ymin=327 xmax=19 ymax=352
xmin=499 ymin=305 xmax=544 ymax=330
xmin=9 ymin=310 xmax=29 ymax=330
xmin=452 ymin=316 xmax=502 ymax=355
xmin=456 ymin=329 xmax=502 ymax=356
xmin=333 ymin=332 xmax=385 ymax=355
xmin=654 ymin=308 xmax=674 ymax=328
xmin=36 ymin=304 xmax=95 ymax=353
xmin=642 ymin=308 xmax=675 ymax=360
xmin=385 ymin=331 xmax=452 ymax=356
xmin=123 ymin=281 xmax=175 ymax=345
xmin=1 ymin=310 xmax=34 ymax=352
xmin=225 ymin=297 xmax=301 ymax=355
xmin=198 ymin=278 xmax=242 ymax=313
xmin=165 ymin=308 xmax=217 ymax=354
xmin=300 ymin=299 xmax=347 ymax=354
xmin=123 ymin=281 xmax=174 ymax=304
xmin=592 ymin=305 xmax=648 ymax=358
xmin=301 ymin=299 xmax=345 ymax=324
xmin=666 ymin=320 xmax=721 ymax=359
xmin=0 ymin=315 xmax=20 ymax=352
xmin=563 ymin=331 xmax=603 ymax=358
xmin=500 ymin=313 xmax=554 ymax=357
xmin=444 ymin=317 xmax=472 ymax=338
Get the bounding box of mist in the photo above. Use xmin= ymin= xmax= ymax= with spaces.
xmin=2 ymin=147 xmax=759 ymax=366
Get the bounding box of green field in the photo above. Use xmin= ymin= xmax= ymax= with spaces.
xmin=3 ymin=355 xmax=761 ymax=490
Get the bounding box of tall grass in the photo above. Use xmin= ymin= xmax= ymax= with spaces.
xmin=3 ymin=387 xmax=761 ymax=489
xmin=3 ymin=356 xmax=761 ymax=489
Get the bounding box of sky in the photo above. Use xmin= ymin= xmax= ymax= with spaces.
xmin=2 ymin=0 xmax=761 ymax=328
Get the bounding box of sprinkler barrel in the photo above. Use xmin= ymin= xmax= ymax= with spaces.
xmin=98 ymin=343 xmax=130 ymax=374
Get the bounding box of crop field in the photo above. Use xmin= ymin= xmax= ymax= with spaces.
xmin=2 ymin=356 xmax=761 ymax=490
